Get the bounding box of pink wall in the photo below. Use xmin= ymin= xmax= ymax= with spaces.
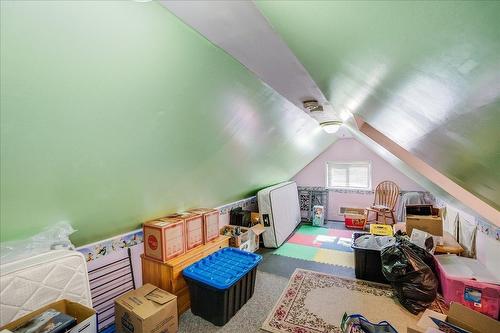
xmin=293 ymin=138 xmax=424 ymax=221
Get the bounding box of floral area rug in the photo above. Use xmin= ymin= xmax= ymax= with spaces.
xmin=262 ymin=269 xmax=447 ymax=333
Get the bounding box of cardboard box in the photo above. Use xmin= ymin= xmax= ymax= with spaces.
xmin=143 ymin=217 xmax=185 ymax=262
xmin=0 ymin=300 xmax=96 ymax=333
xmin=115 ymin=284 xmax=178 ymax=333
xmin=221 ymin=223 xmax=264 ymax=252
xmin=187 ymin=208 xmax=220 ymax=243
xmin=178 ymin=212 xmax=204 ymax=251
xmin=406 ymin=214 xmax=443 ymax=237
xmin=221 ymin=225 xmax=250 ymax=247
xmin=250 ymin=212 xmax=260 ymax=224
xmin=407 ymin=302 xmax=500 ymax=333
xmin=249 ymin=223 xmax=265 ymax=252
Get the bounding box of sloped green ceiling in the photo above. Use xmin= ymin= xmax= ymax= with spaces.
xmin=0 ymin=1 xmax=335 ymax=245
xmin=257 ymin=1 xmax=500 ymax=210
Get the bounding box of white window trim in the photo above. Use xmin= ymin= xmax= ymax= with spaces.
xmin=325 ymin=161 xmax=372 ymax=191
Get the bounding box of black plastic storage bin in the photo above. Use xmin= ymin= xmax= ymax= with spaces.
xmin=183 ymin=248 xmax=262 ymax=326
xmin=351 ymin=232 xmax=388 ymax=284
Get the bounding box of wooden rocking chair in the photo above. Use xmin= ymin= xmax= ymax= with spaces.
xmin=366 ymin=181 xmax=400 ymax=225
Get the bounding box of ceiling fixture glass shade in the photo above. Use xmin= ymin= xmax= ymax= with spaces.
xmin=320 ymin=120 xmax=343 ymax=134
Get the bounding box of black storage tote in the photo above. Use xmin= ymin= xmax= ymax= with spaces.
xmin=351 ymin=232 xmax=388 ymax=284
xmin=183 ymin=247 xmax=262 ymax=326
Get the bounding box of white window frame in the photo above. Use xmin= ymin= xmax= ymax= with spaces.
xmin=325 ymin=161 xmax=372 ymax=190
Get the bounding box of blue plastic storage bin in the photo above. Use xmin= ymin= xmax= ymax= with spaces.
xmin=183 ymin=247 xmax=262 ymax=326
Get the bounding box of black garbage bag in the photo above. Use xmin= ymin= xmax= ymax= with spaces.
xmin=381 ymin=240 xmax=438 ymax=314
xmin=395 ymin=232 xmax=436 ymax=274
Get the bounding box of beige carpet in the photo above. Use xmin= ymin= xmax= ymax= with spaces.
xmin=262 ymin=269 xmax=447 ymax=333
xmin=178 ymin=270 xmax=289 ymax=332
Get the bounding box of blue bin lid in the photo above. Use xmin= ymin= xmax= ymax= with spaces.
xmin=183 ymin=248 xmax=262 ymax=290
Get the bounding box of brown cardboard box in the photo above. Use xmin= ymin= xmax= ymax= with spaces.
xmin=406 ymin=214 xmax=443 ymax=237
xmin=249 ymin=223 xmax=265 ymax=252
xmin=115 ymin=284 xmax=178 ymax=333
xmin=143 ymin=217 xmax=185 ymax=262
xmin=187 ymin=208 xmax=220 ymax=243
xmin=407 ymin=302 xmax=500 ymax=333
xmin=220 ymin=223 xmax=264 ymax=252
xmin=250 ymin=212 xmax=260 ymax=224
xmin=178 ymin=212 xmax=204 ymax=251
xmin=0 ymin=300 xmax=96 ymax=333
xmin=221 ymin=225 xmax=250 ymax=247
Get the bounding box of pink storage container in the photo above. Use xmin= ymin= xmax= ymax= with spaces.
xmin=435 ymin=254 xmax=500 ymax=319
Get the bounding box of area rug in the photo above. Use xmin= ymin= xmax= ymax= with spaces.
xmin=273 ymin=225 xmax=355 ymax=268
xmin=262 ymin=269 xmax=447 ymax=333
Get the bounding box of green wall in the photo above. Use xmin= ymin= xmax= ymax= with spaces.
xmin=0 ymin=1 xmax=335 ymax=246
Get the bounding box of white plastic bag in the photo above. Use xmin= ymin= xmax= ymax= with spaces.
xmin=354 ymin=234 xmax=395 ymax=250
xmin=0 ymin=221 xmax=76 ymax=264
xmin=409 ymin=228 xmax=437 ymax=254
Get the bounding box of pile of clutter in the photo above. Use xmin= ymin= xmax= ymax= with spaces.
xmin=350 ymin=225 xmax=500 ymax=333
xmin=354 ymin=230 xmax=438 ymax=314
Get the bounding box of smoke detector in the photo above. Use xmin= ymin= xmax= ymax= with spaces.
xmin=303 ymin=100 xmax=323 ymax=112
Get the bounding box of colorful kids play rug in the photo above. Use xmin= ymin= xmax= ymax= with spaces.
xmin=273 ymin=224 xmax=355 ymax=268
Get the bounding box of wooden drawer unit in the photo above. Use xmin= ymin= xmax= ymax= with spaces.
xmin=142 ymin=235 xmax=230 ymax=315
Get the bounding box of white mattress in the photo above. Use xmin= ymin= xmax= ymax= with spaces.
xmin=0 ymin=250 xmax=92 ymax=326
xmin=258 ymin=181 xmax=300 ymax=248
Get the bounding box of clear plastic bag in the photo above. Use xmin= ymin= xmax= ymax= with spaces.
xmin=0 ymin=221 xmax=76 ymax=264
xmin=354 ymin=234 xmax=396 ymax=250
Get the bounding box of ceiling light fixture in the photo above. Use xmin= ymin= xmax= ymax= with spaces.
xmin=320 ymin=120 xmax=343 ymax=134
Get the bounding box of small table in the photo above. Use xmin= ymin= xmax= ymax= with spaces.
xmin=393 ymin=223 xmax=463 ymax=255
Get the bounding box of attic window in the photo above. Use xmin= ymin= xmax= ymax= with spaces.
xmin=326 ymin=161 xmax=371 ymax=190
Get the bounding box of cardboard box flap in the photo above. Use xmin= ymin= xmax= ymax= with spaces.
xmin=447 ymin=302 xmax=500 ymax=333
xmin=250 ymin=223 xmax=265 ymax=235
xmin=145 ymin=288 xmax=176 ymax=305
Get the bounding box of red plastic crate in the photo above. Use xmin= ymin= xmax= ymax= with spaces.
xmin=344 ymin=213 xmax=366 ymax=229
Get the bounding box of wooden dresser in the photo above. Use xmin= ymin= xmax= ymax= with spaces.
xmin=142 ymin=235 xmax=230 ymax=315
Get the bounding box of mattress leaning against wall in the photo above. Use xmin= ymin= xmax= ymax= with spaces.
xmin=258 ymin=181 xmax=301 ymax=248
xmin=0 ymin=250 xmax=92 ymax=326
